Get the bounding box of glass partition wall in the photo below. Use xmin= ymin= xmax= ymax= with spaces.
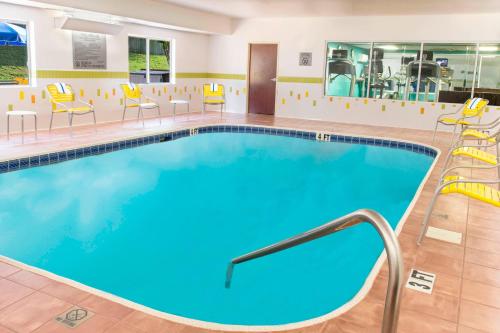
xmin=474 ymin=43 xmax=500 ymax=105
xmin=369 ymin=43 xmax=421 ymax=100
xmin=325 ymin=42 xmax=371 ymax=98
xmin=325 ymin=41 xmax=500 ymax=105
xmin=415 ymin=43 xmax=477 ymax=102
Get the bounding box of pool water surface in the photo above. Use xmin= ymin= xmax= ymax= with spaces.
xmin=0 ymin=132 xmax=434 ymax=325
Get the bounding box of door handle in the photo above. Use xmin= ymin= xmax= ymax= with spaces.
xmin=270 ymin=78 xmax=277 ymax=82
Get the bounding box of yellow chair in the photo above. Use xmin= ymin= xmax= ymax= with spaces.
xmin=432 ymin=98 xmax=489 ymax=144
xmin=451 ymin=146 xmax=498 ymax=165
xmin=417 ymin=167 xmax=499 ymax=245
xmin=47 ymin=83 xmax=96 ymax=131
xmin=203 ymin=83 xmax=225 ymax=114
xmin=442 ymin=130 xmax=500 ymax=178
xmin=458 ymin=116 xmax=499 ymax=145
xmin=461 ymin=129 xmax=497 ymax=143
xmin=120 ymin=83 xmax=161 ymax=126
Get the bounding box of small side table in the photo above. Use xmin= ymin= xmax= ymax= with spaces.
xmin=170 ymin=100 xmax=190 ymax=117
xmin=7 ymin=110 xmax=38 ymax=143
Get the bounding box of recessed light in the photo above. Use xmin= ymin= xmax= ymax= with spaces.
xmin=479 ymin=46 xmax=498 ymax=52
xmin=379 ymin=45 xmax=399 ymax=50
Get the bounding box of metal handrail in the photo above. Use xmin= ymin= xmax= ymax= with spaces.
xmin=225 ymin=209 xmax=404 ymax=333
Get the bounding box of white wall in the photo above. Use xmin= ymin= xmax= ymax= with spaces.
xmin=207 ymin=14 xmax=500 ymax=130
xmin=0 ymin=2 xmax=211 ymax=133
xmin=2 ymin=4 xmax=500 ymax=134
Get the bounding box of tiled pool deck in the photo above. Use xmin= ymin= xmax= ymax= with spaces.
xmin=0 ymin=112 xmax=498 ymax=333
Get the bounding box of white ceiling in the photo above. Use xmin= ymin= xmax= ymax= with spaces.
xmin=158 ymin=0 xmax=500 ymax=18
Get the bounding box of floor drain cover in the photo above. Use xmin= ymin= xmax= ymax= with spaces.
xmin=55 ymin=306 xmax=94 ymax=328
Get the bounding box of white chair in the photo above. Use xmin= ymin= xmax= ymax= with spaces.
xmin=6 ymin=110 xmax=37 ymax=143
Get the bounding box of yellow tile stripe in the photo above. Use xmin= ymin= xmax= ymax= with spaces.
xmin=176 ymin=72 xmax=246 ymax=80
xmin=36 ymin=71 xmax=252 ymax=81
xmin=37 ymin=70 xmax=129 ymax=79
xmin=277 ymin=76 xmax=323 ymax=84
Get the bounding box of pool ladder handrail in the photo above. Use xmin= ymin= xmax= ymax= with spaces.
xmin=225 ymin=209 xmax=403 ymax=333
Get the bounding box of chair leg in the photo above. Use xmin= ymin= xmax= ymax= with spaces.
xmin=68 ymin=113 xmax=73 ymax=136
xmin=431 ymin=122 xmax=439 ymax=144
xmin=157 ymin=106 xmax=161 ymax=124
xmin=497 ymin=143 xmax=500 ymax=189
xmin=6 ymin=115 xmax=10 ymax=140
xmin=122 ymin=106 xmax=127 ymax=124
xmin=440 ymin=151 xmax=455 ymax=177
xmin=92 ymin=111 xmax=97 ymax=133
xmin=49 ymin=112 xmax=54 ymax=132
xmin=449 ymin=124 xmax=459 ymax=147
xmin=417 ymin=188 xmax=441 ymax=245
xmin=140 ymin=108 xmax=145 ymax=127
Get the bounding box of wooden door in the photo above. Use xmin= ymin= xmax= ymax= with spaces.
xmin=248 ymin=44 xmax=278 ymax=115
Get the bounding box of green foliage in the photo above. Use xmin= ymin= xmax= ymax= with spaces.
xmin=0 ymin=46 xmax=28 ymax=81
xmin=0 ymin=46 xmax=28 ymax=66
xmin=0 ymin=66 xmax=28 ymax=81
xmin=128 ymin=52 xmax=169 ymax=72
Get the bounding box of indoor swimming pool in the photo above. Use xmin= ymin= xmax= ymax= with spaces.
xmin=0 ymin=127 xmax=435 ymax=327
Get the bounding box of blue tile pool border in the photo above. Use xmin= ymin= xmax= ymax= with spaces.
xmin=0 ymin=124 xmax=438 ymax=174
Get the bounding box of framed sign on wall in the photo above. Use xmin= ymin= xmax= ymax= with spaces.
xmin=299 ymin=52 xmax=312 ymax=66
xmin=72 ymin=32 xmax=107 ymax=69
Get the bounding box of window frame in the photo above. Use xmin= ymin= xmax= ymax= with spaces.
xmin=127 ymin=34 xmax=174 ymax=85
xmin=0 ymin=18 xmax=35 ymax=88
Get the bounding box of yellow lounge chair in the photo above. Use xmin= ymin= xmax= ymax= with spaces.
xmin=203 ymin=83 xmax=225 ymax=115
xmin=458 ymin=116 xmax=499 ymax=145
xmin=47 ymin=83 xmax=96 ymax=131
xmin=442 ymin=129 xmax=500 ymax=176
xmin=417 ymin=165 xmax=500 ymax=245
xmin=120 ymin=83 xmax=161 ymax=126
xmin=452 ymin=146 xmax=498 ymax=165
xmin=432 ymin=98 xmax=489 ymax=144
xmin=461 ymin=129 xmax=497 ymax=143
xmin=441 ymin=144 xmax=499 ymax=183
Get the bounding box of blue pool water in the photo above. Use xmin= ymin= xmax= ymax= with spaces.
xmin=0 ymin=133 xmax=433 ymax=326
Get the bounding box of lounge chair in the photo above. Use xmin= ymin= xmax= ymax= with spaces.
xmin=417 ymin=164 xmax=500 ymax=245
xmin=120 ymin=83 xmax=161 ymax=126
xmin=47 ymin=83 xmax=96 ymax=131
xmin=432 ymin=98 xmax=489 ymax=144
xmin=203 ymin=83 xmax=225 ymax=115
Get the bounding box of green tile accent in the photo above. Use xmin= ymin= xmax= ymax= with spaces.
xmin=277 ymin=76 xmax=323 ymax=84
xmin=37 ymin=70 xmax=129 ymax=79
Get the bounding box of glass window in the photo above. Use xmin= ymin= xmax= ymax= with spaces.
xmin=128 ymin=36 xmax=147 ymax=84
xmin=0 ymin=20 xmax=30 ymax=86
xmin=474 ymin=43 xmax=500 ymax=105
xmin=415 ymin=43 xmax=476 ymax=103
xmin=325 ymin=42 xmax=371 ymax=97
xmin=369 ymin=43 xmax=421 ymax=100
xmin=149 ymin=39 xmax=170 ymax=83
xmin=128 ymin=36 xmax=171 ymax=84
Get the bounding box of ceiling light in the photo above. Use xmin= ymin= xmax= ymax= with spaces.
xmin=379 ymin=45 xmax=399 ymax=50
xmin=479 ymin=46 xmax=498 ymax=52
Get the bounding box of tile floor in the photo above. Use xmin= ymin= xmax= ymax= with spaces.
xmin=0 ymin=111 xmax=498 ymax=332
